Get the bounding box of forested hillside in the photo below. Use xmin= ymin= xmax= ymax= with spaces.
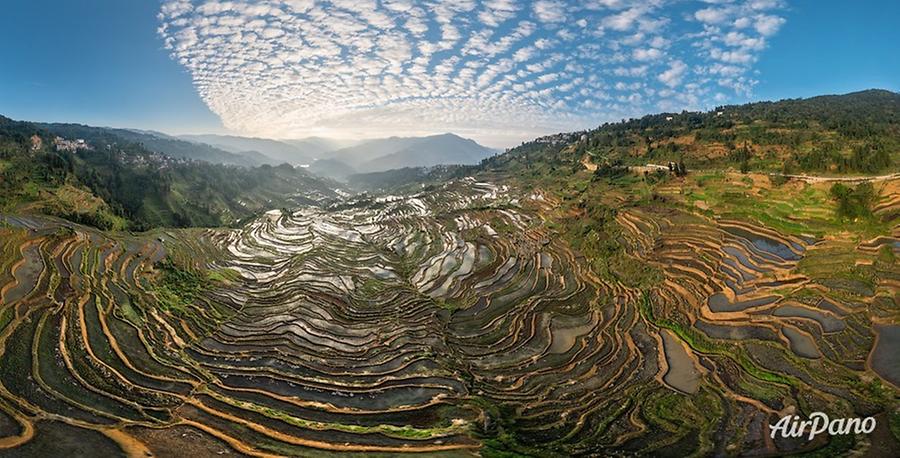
xmin=489 ymin=89 xmax=898 ymax=176
xmin=0 ymin=116 xmax=336 ymax=230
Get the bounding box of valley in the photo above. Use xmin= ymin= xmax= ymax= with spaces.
xmin=0 ymin=163 xmax=897 ymax=456
xmin=3 ymin=0 xmax=898 ymax=453
xmin=0 ymin=91 xmax=898 ymax=456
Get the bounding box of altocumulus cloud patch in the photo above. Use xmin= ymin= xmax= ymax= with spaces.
xmin=158 ymin=0 xmax=787 ymax=144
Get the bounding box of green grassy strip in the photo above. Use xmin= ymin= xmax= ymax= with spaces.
xmin=639 ymin=292 xmax=798 ymax=387
xmin=0 ymin=306 xmax=13 ymax=334
xmin=890 ymin=410 xmax=900 ymax=443
xmin=149 ymin=257 xmax=232 ymax=324
xmin=203 ymin=388 xmax=462 ymax=440
xmin=468 ymin=397 xmax=560 ymax=458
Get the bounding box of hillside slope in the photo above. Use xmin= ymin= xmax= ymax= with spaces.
xmin=180 ymin=134 xmax=315 ymax=165
xmin=39 ymin=125 xmax=268 ymax=167
xmin=1 ymin=116 xmax=336 ymax=230
xmin=282 ymin=137 xmax=358 ymax=158
xmin=358 ymin=133 xmax=497 ymax=173
xmin=485 ymin=89 xmax=898 ymax=177
xmin=307 ymin=158 xmax=358 ymax=181
xmin=329 ymin=133 xmax=496 ymax=173
xmin=1 ymin=91 xmax=898 ymax=458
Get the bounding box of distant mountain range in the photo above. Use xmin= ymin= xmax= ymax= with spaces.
xmin=281 ymin=137 xmax=360 ymax=158
xmin=25 ymin=122 xmax=500 ymax=183
xmin=179 ymin=134 xmax=316 ymax=165
xmin=18 ymin=122 xmax=501 ymax=182
xmin=178 ymin=132 xmax=498 ymax=180
xmin=307 ymin=158 xmax=358 ymax=181
xmin=362 ymin=133 xmax=497 ymax=172
xmin=315 ymin=133 xmax=498 ymax=180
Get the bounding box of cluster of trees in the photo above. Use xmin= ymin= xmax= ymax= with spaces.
xmin=668 ymin=159 xmax=687 ymax=177
xmin=347 ymin=167 xmax=429 ymax=191
xmin=830 ymin=182 xmax=876 ymax=220
xmin=592 ymin=159 xmax=628 ymax=181
xmin=499 ymin=89 xmax=898 ymax=176
xmin=790 ymin=141 xmax=892 ymax=174
xmin=727 ymin=142 xmax=754 ymax=174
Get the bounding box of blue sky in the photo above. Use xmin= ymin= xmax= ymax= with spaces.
xmin=0 ymin=1 xmax=897 ymax=147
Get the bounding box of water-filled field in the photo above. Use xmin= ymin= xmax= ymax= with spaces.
xmin=0 ymin=177 xmax=897 ymax=456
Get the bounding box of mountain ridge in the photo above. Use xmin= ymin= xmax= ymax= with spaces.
xmin=179 ymin=134 xmax=315 ymax=165
xmin=319 ymin=133 xmax=497 ymax=177
xmin=358 ymin=133 xmax=497 ymax=173
xmin=484 ymin=88 xmax=899 ymax=177
xmin=1 ymin=115 xmax=337 ymax=230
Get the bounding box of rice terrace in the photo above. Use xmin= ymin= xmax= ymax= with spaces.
xmin=1 ymin=1 xmax=900 ymax=457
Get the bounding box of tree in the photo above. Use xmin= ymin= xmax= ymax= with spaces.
xmin=675 ymin=158 xmax=687 ymax=177
xmin=830 ymin=182 xmax=876 ymax=220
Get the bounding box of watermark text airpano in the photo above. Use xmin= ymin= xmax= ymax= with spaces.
xmin=770 ymin=412 xmax=876 ymax=441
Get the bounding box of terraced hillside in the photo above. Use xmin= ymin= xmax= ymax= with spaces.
xmin=1 ymin=167 xmax=898 ymax=456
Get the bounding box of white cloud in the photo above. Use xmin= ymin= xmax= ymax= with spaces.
xmin=754 ymin=14 xmax=785 ymax=36
xmin=613 ymin=65 xmax=649 ymax=77
xmin=649 ymin=36 xmax=669 ymax=48
xmin=733 ymin=17 xmax=752 ymax=28
xmin=695 ymin=8 xmax=731 ymax=24
xmin=710 ymin=47 xmax=754 ymax=64
xmin=158 ymin=0 xmax=788 ymax=145
xmin=602 ymin=7 xmax=644 ymax=31
xmin=534 ymin=0 xmax=566 ymax=23
xmin=282 ymin=0 xmax=314 ymax=13
xmin=658 ymin=60 xmax=687 ymax=87
xmin=633 ymin=48 xmax=663 ymax=61
xmin=723 ymin=31 xmax=765 ymax=50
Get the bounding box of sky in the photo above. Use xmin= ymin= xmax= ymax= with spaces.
xmin=0 ymin=1 xmax=897 ymax=148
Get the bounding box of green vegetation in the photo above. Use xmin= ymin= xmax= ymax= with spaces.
xmin=890 ymin=409 xmax=900 ymax=443
xmin=206 ymin=388 xmax=462 ymax=441
xmin=678 ymin=173 xmax=891 ymax=238
xmin=471 ymin=397 xmax=562 ymax=458
xmin=493 ymin=90 xmax=898 ymax=176
xmin=0 ymin=115 xmax=335 ymax=231
xmin=789 ymin=434 xmax=855 ymax=458
xmin=152 ymin=257 xmax=210 ymax=315
xmin=1 ymin=91 xmax=897 ymax=458
xmin=830 ymin=182 xmax=875 ymax=220
xmin=562 ymin=200 xmax=663 ymax=288
xmin=348 ymin=167 xmax=430 ymax=192
xmin=206 ymin=267 xmax=241 ymax=284
xmin=640 ymin=293 xmax=797 ymax=387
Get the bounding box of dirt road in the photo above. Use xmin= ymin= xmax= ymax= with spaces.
xmin=769 ymin=172 xmax=900 ymax=183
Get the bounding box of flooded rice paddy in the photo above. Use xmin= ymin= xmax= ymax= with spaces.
xmin=0 ymin=177 xmax=897 ymax=456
